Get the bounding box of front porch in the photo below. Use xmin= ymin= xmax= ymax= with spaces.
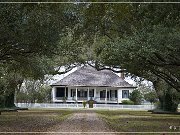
xmin=52 ymin=86 xmax=118 ymax=104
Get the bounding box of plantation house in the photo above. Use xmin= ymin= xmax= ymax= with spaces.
xmin=51 ymin=66 xmax=135 ymax=104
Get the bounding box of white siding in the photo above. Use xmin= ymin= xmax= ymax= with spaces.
xmin=117 ymin=88 xmax=134 ymax=103
xmin=52 ymin=86 xmax=135 ymax=103
xmin=52 ymin=87 xmax=56 ymax=102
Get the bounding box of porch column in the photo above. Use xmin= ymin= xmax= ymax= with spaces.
xmin=65 ymin=86 xmax=66 ymax=97
xmin=87 ymin=87 xmax=89 ymax=100
xmin=94 ymin=88 xmax=96 ymax=100
xmin=109 ymin=90 xmax=110 ymax=101
xmin=105 ymin=88 xmax=107 ymax=103
xmin=117 ymin=89 xmax=122 ymax=104
xmin=75 ymin=87 xmax=78 ymax=101
xmin=52 ymin=87 xmax=56 ymax=101
xmin=68 ymin=88 xmax=71 ymax=98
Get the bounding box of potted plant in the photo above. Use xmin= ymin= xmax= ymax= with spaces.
xmin=82 ymin=101 xmax=87 ymax=108
xmin=88 ymin=98 xmax=94 ymax=108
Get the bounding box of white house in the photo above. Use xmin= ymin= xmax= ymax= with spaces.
xmin=51 ymin=66 xmax=136 ymax=104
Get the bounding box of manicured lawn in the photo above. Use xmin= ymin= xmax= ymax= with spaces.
xmin=1 ymin=109 xmax=180 ymax=133
xmin=96 ymin=110 xmax=180 ymax=133
xmin=0 ymin=109 xmax=73 ymax=132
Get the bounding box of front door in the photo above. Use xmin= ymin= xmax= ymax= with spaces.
xmin=56 ymin=87 xmax=65 ymax=98
xmin=100 ymin=90 xmax=105 ymax=99
xmin=78 ymin=90 xmax=87 ymax=100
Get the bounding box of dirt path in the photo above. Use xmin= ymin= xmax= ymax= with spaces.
xmin=48 ymin=110 xmax=115 ymax=135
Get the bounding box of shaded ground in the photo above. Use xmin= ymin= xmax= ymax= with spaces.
xmin=96 ymin=110 xmax=180 ymax=134
xmin=0 ymin=109 xmax=72 ymax=133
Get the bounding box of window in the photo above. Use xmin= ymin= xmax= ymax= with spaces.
xmin=56 ymin=87 xmax=65 ymax=97
xmin=110 ymin=90 xmax=117 ymax=98
xmin=115 ymin=90 xmax=117 ymax=98
xmin=100 ymin=90 xmax=106 ymax=98
xmin=71 ymin=89 xmax=76 ymax=97
xmin=79 ymin=90 xmax=87 ymax=97
xmin=89 ymin=89 xmax=94 ymax=97
xmin=122 ymin=90 xmax=129 ymax=98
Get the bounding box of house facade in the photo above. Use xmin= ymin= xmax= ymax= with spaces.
xmin=51 ymin=66 xmax=136 ymax=104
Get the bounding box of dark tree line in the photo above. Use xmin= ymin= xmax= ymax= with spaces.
xmin=0 ymin=2 xmax=179 ymax=112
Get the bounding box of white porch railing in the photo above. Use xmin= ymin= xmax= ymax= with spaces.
xmin=54 ymin=97 xmax=118 ymax=103
xmin=15 ymin=103 xmax=156 ymax=110
xmin=94 ymin=104 xmax=155 ymax=110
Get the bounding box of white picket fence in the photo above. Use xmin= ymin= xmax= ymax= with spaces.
xmin=15 ymin=103 xmax=155 ymax=110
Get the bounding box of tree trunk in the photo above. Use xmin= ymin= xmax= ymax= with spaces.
xmin=0 ymin=95 xmax=5 ymax=108
xmin=4 ymin=89 xmax=15 ymax=108
xmin=153 ymin=78 xmax=165 ymax=110
xmin=4 ymin=79 xmax=17 ymax=108
xmin=164 ymin=86 xmax=179 ymax=112
xmin=153 ymin=78 xmax=179 ymax=112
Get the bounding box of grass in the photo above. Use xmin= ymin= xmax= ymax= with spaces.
xmin=0 ymin=109 xmax=73 ymax=132
xmin=96 ymin=110 xmax=180 ymax=133
xmin=1 ymin=109 xmax=180 ymax=133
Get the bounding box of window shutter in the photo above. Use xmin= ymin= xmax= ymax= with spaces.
xmin=66 ymin=87 xmax=68 ymax=97
xmin=115 ymin=90 xmax=117 ymax=98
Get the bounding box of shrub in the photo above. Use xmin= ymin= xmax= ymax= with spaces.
xmin=82 ymin=101 xmax=87 ymax=108
xmin=88 ymin=100 xmax=94 ymax=108
xmin=129 ymin=90 xmax=143 ymax=105
xmin=122 ymin=100 xmax=134 ymax=105
xmin=154 ymin=101 xmax=161 ymax=109
xmin=144 ymin=91 xmax=158 ymax=104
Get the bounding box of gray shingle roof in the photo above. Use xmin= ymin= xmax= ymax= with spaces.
xmin=51 ymin=66 xmax=135 ymax=88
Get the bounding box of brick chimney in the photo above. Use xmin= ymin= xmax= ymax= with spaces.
xmin=120 ymin=72 xmax=125 ymax=79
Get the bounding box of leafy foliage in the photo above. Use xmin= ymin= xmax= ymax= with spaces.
xmin=0 ymin=3 xmax=83 ymax=107
xmin=78 ymin=3 xmax=180 ymax=111
xmin=16 ymin=79 xmax=52 ymax=103
xmin=129 ymin=90 xmax=143 ymax=105
xmin=163 ymin=87 xmax=180 ymax=112
xmin=144 ymin=91 xmax=158 ymax=104
xmin=121 ymin=100 xmax=134 ymax=105
xmin=0 ymin=3 xmax=180 ymax=112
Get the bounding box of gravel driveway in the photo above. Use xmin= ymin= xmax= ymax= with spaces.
xmin=47 ymin=110 xmax=115 ymax=135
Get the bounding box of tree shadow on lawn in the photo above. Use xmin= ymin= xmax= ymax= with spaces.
xmin=0 ymin=109 xmax=73 ymax=132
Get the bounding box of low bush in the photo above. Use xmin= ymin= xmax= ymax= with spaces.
xmin=121 ymin=100 xmax=134 ymax=105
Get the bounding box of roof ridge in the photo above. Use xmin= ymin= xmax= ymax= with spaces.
xmin=52 ymin=65 xmax=89 ymax=85
xmin=51 ymin=65 xmax=135 ymax=88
